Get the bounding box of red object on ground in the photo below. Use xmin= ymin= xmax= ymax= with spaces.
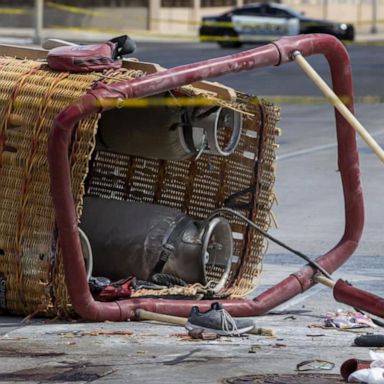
xmin=340 ymin=358 xmax=372 ymax=381
xmin=48 ymin=34 xmax=364 ymax=321
xmin=96 ymin=277 xmax=135 ymax=301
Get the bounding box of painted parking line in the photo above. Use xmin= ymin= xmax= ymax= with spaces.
xmin=278 ymin=129 xmax=384 ymax=161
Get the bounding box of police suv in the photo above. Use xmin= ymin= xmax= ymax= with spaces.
xmin=199 ymin=2 xmax=354 ymax=48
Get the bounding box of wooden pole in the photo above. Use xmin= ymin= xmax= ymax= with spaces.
xmin=293 ymin=51 xmax=384 ymax=163
xmin=136 ymin=309 xmax=187 ymax=326
xmin=313 ymin=274 xmax=336 ymax=289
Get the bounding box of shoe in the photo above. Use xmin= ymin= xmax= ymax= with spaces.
xmin=185 ymin=302 xmax=254 ymax=336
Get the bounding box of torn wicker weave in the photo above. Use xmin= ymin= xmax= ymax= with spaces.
xmin=0 ymin=56 xmax=280 ymax=316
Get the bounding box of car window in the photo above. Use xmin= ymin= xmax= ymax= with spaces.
xmin=232 ymin=7 xmax=262 ymax=17
xmin=264 ymin=6 xmax=295 ymax=18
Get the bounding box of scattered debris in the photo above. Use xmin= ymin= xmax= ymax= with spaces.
xmin=188 ymin=328 xmax=220 ymax=340
xmin=248 ymin=327 xmax=275 ymax=337
xmin=296 ymin=359 xmax=335 ymax=372
xmin=64 ymin=341 xmax=77 ymax=346
xmin=62 ymin=332 xmax=76 ymax=339
xmin=272 ymin=343 xmax=287 ymax=348
xmin=268 ymin=310 xmax=312 ymax=316
xmin=310 ymin=310 xmax=377 ymax=329
xmin=171 ymin=330 xmax=222 ymax=342
xmin=306 ymin=334 xmax=326 ymax=338
xmin=60 ymin=330 xmax=133 ymax=338
xmin=248 ymin=345 xmax=262 ymax=353
xmin=79 ymin=330 xmax=134 ymax=337
xmin=171 ymin=333 xmax=194 ymax=341
xmin=247 ymin=342 xmax=286 ymax=351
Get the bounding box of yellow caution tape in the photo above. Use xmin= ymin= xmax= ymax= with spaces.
xmin=47 ymin=25 xmax=127 ymax=35
xmin=46 ymin=25 xmax=199 ymax=40
xmin=12 ymin=94 xmax=383 ymax=111
xmin=261 ymin=95 xmax=384 ymax=105
xmin=42 ymin=2 xmax=384 ymax=28
xmin=96 ymin=97 xmax=220 ymax=109
xmin=0 ymin=8 xmax=31 ymax=15
xmin=45 ymin=1 xmax=103 ymax=16
xmin=42 ymin=26 xmax=384 ymax=46
xmin=95 ymin=96 xmax=384 ymax=108
xmin=201 ymin=21 xmax=234 ymax=28
xmin=5 ymin=1 xmax=384 ymax=31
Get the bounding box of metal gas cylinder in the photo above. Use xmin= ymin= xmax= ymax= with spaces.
xmin=98 ymin=94 xmax=243 ymax=160
xmin=79 ymin=196 xmax=233 ymax=292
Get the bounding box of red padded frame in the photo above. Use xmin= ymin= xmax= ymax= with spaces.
xmin=48 ymin=34 xmax=364 ymax=321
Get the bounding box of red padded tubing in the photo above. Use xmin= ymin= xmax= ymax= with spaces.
xmin=334 ymin=280 xmax=384 ymax=318
xmin=48 ymin=34 xmax=364 ymax=321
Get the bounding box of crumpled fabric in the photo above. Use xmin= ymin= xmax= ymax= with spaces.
xmin=348 ymin=352 xmax=384 ymax=383
xmin=95 ymin=277 xmax=135 ymax=301
xmin=324 ymin=310 xmax=377 ymax=329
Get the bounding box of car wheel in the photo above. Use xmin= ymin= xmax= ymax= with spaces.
xmin=218 ymin=41 xmax=242 ymax=48
xmin=217 ymin=30 xmax=242 ymax=48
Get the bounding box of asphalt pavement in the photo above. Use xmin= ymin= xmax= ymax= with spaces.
xmin=0 ymin=37 xmax=383 ymax=383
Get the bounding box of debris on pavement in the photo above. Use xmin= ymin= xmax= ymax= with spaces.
xmin=64 ymin=341 xmax=77 ymax=346
xmin=248 ymin=327 xmax=275 ymax=337
xmin=171 ymin=333 xmax=218 ymax=342
xmin=188 ymin=328 xmax=221 ymax=340
xmin=248 ymin=345 xmax=262 ymax=353
xmin=309 ymin=310 xmax=377 ymax=329
xmin=60 ymin=330 xmax=134 ymax=338
xmin=296 ymin=359 xmax=335 ymax=372
xmin=272 ymin=343 xmax=287 ymax=348
xmin=79 ymin=330 xmax=134 ymax=337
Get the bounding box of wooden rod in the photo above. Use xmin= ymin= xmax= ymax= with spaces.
xmin=293 ymin=51 xmax=384 ymax=163
xmin=313 ymin=274 xmax=336 ymax=289
xmin=136 ymin=309 xmax=187 ymax=326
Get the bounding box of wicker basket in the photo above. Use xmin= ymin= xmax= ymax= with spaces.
xmin=0 ymin=55 xmax=280 ymax=317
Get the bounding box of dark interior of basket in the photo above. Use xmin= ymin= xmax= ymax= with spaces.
xmin=81 ymin=92 xmax=280 ymax=301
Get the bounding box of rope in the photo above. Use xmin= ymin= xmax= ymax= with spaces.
xmin=208 ymin=207 xmax=333 ymax=279
xmin=151 ymin=273 xmax=187 ymax=287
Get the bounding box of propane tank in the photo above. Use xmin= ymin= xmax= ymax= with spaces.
xmin=79 ymin=196 xmax=233 ymax=292
xmin=98 ymin=94 xmax=243 ymax=160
